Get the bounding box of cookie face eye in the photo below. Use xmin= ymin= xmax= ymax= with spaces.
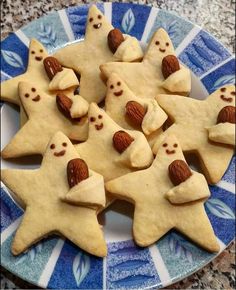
xmin=98 ymin=15 xmax=102 ymax=19
xmin=231 ymin=91 xmax=235 ymax=96
xmin=117 ymin=82 xmax=121 ymax=86
xmin=220 ymin=87 xmax=226 ymax=92
xmin=110 ymin=84 xmax=114 ymax=89
xmin=90 ymin=117 xmax=96 ymax=122
xmin=31 ymin=87 xmax=36 ymax=92
xmin=39 ymin=49 xmax=43 ymax=53
xmin=163 ymin=143 xmax=168 ymax=147
xmin=50 ymin=144 xmax=55 ymax=150
xmin=62 ymin=142 xmax=67 ymax=147
xmin=155 ymin=41 xmax=160 ymax=46
xmin=89 ymin=17 xmax=93 ymax=22
xmin=173 ymin=143 xmax=178 ymax=148
xmin=98 ymin=115 xmax=103 ymax=119
xmin=25 ymin=93 xmax=29 ymax=98
xmin=31 ymin=51 xmax=35 ymax=54
xmin=166 ymin=42 xmax=169 ymax=47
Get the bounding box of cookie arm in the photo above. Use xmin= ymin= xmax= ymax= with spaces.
xmin=165 ymin=173 xmax=210 ymax=204
xmin=207 ymin=123 xmax=235 ymax=146
xmin=1 ymin=74 xmax=24 ymax=105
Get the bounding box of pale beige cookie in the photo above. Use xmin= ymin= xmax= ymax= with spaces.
xmin=105 ymin=73 xmax=167 ymax=146
xmin=1 ymin=82 xmax=88 ymax=159
xmin=101 ymin=28 xmax=191 ymax=100
xmin=153 ymin=85 xmax=235 ymax=184
xmin=53 ymin=5 xmax=143 ymax=104
xmin=106 ymin=135 xmax=219 ymax=252
xmin=1 ymin=132 xmax=107 ymax=257
xmin=1 ymin=39 xmax=78 ymax=126
xmin=75 ymin=103 xmax=154 ymax=182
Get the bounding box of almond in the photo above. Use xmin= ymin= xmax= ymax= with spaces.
xmin=162 ymin=55 xmax=180 ymax=79
xmin=67 ymin=158 xmax=89 ymax=188
xmin=113 ymin=130 xmax=134 ymax=153
xmin=217 ymin=106 xmax=235 ymax=124
xmin=43 ymin=56 xmax=63 ymax=80
xmin=56 ymin=93 xmax=72 ymax=119
xmin=125 ymin=101 xmax=147 ymax=126
xmin=108 ymin=28 xmax=125 ymax=54
xmin=168 ymin=160 xmax=192 ymax=186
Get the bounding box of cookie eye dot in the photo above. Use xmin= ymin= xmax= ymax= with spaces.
xmin=31 ymin=50 xmax=35 ymax=54
xmin=163 ymin=143 xmax=168 ymax=147
xmin=50 ymin=144 xmax=55 ymax=149
xmin=166 ymin=42 xmax=169 ymax=46
xmin=98 ymin=114 xmax=103 ymax=119
xmin=220 ymin=94 xmax=225 ymax=98
xmin=31 ymin=88 xmax=36 ymax=92
xmin=117 ymin=82 xmax=121 ymax=86
xmin=90 ymin=117 xmax=96 ymax=122
xmin=25 ymin=93 xmax=29 ymax=98
xmin=231 ymin=91 xmax=235 ymax=95
xmin=155 ymin=41 xmax=160 ymax=46
xmin=220 ymin=87 xmax=226 ymax=92
xmin=62 ymin=142 xmax=67 ymax=147
xmin=173 ymin=143 xmax=178 ymax=148
xmin=110 ymin=85 xmax=114 ymax=89
xmin=39 ymin=49 xmax=43 ymax=53
xmin=98 ymin=15 xmax=102 ymax=19
xmin=89 ymin=17 xmax=93 ymax=22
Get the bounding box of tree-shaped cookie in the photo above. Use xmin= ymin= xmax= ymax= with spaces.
xmin=106 ymin=135 xmax=219 ymax=252
xmin=54 ymin=5 xmax=143 ymax=104
xmin=1 ymin=132 xmax=107 ymax=257
xmin=1 ymin=82 xmax=88 ymax=159
xmin=1 ymin=39 xmax=79 ymax=125
xmin=101 ymin=28 xmax=191 ymax=99
xmin=153 ymin=85 xmax=235 ymax=184
xmin=75 ymin=103 xmax=154 ymax=182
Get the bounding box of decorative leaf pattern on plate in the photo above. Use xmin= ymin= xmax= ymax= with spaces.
xmin=168 ymin=234 xmax=193 ymax=263
xmin=73 ymin=252 xmax=90 ymax=287
xmin=212 ymin=75 xmax=235 ymax=91
xmin=15 ymin=243 xmax=43 ymax=265
xmin=112 ymin=274 xmax=155 ymax=287
xmin=111 ymin=259 xmax=148 ymax=271
xmin=110 ymin=245 xmax=140 ymax=255
xmin=185 ymin=51 xmax=204 ymax=70
xmin=1 ymin=50 xmax=25 ymax=69
xmin=37 ymin=23 xmax=57 ymax=48
xmin=122 ymin=9 xmax=135 ymax=33
xmin=200 ymin=35 xmax=222 ymax=56
xmin=192 ymin=44 xmax=214 ymax=64
xmin=206 ymin=198 xmax=235 ymax=219
xmin=1 ymin=197 xmax=12 ymax=230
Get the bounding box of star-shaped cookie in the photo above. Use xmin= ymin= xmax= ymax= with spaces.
xmin=105 ymin=73 xmax=167 ymax=146
xmin=1 ymin=131 xmax=107 ymax=257
xmin=153 ymin=85 xmax=235 ymax=184
xmin=75 ymin=103 xmax=154 ymax=182
xmin=2 ymin=82 xmax=88 ymax=159
xmin=101 ymin=28 xmax=191 ymax=99
xmin=53 ymin=5 xmax=143 ymax=104
xmin=1 ymin=39 xmax=77 ymax=125
xmin=106 ymin=135 xmax=219 ymax=252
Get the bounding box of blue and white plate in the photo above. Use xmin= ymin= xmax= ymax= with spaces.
xmin=1 ymin=3 xmax=235 ymax=289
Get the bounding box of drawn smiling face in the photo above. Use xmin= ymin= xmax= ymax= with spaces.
xmin=162 ymin=141 xmax=179 ymax=155
xmin=23 ymin=87 xmax=41 ymax=102
xmin=109 ymin=80 xmax=123 ymax=97
xmin=87 ymin=5 xmax=104 ymax=30
xmin=218 ymin=86 xmax=235 ymax=104
xmin=208 ymin=85 xmax=236 ymax=109
xmin=50 ymin=140 xmax=68 ymax=157
xmin=89 ymin=114 xmax=104 ymax=131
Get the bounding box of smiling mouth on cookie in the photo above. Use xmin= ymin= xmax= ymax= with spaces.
xmin=32 ymin=95 xmax=41 ymax=102
xmin=93 ymin=23 xmax=102 ymax=29
xmin=95 ymin=123 xmax=103 ymax=130
xmin=166 ymin=149 xmax=175 ymax=154
xmin=54 ymin=150 xmax=66 ymax=157
xmin=114 ymin=90 xmax=123 ymax=97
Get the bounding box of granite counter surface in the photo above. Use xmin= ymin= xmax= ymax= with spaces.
xmin=1 ymin=0 xmax=235 ymax=289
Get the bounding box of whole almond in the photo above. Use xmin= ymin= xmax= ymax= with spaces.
xmin=67 ymin=158 xmax=89 ymax=188
xmin=125 ymin=101 xmax=147 ymax=126
xmin=113 ymin=130 xmax=134 ymax=153
xmin=56 ymin=93 xmax=72 ymax=119
xmin=108 ymin=28 xmax=125 ymax=54
xmin=43 ymin=56 xmax=63 ymax=80
xmin=168 ymin=160 xmax=192 ymax=186
xmin=162 ymin=55 xmax=180 ymax=79
xmin=217 ymin=106 xmax=236 ymax=124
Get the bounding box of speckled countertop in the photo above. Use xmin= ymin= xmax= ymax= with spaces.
xmin=1 ymin=0 xmax=235 ymax=289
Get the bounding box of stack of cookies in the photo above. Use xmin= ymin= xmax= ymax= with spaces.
xmin=1 ymin=5 xmax=235 ymax=258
